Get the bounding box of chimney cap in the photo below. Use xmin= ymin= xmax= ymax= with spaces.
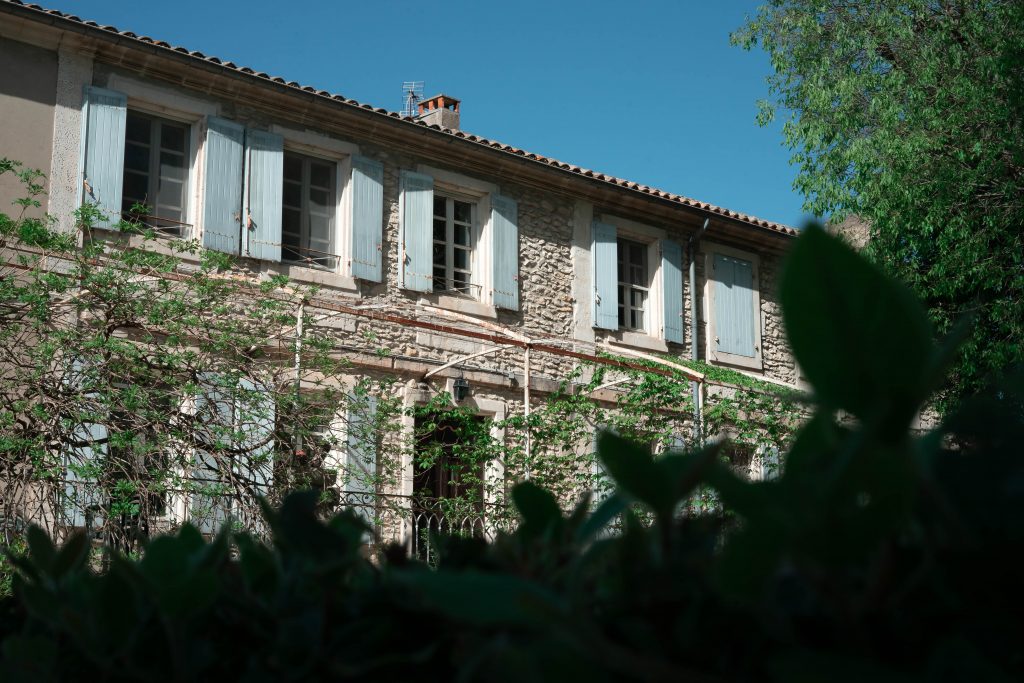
xmin=418 ymin=93 xmax=461 ymax=114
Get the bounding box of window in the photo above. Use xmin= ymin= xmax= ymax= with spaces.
xmin=282 ymin=151 xmax=337 ymax=270
xmin=706 ymin=245 xmax=762 ymax=370
xmin=592 ymin=218 xmax=685 ymax=344
xmin=399 ymin=168 xmax=520 ymax=311
xmin=121 ymin=111 xmax=190 ymax=235
xmin=432 ymin=194 xmax=475 ymax=295
xmin=617 ymin=238 xmax=650 ymax=331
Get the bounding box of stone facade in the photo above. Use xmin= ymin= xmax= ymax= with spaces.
xmin=0 ymin=3 xmax=801 ymax=535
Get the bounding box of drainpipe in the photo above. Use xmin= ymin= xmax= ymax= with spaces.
xmin=523 ymin=344 xmax=532 ymax=480
xmin=688 ymin=218 xmax=711 ymax=445
xmin=293 ymin=298 xmax=305 ymax=461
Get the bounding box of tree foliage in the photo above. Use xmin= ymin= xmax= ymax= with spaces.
xmin=734 ymin=0 xmax=1024 ymax=410
xmin=2 ymin=226 xmax=1022 ymax=682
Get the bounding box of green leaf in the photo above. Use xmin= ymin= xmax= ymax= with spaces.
xmin=781 ymin=225 xmax=934 ymax=429
xmin=512 ymin=481 xmax=563 ymax=536
xmin=597 ymin=431 xmax=673 ymax=520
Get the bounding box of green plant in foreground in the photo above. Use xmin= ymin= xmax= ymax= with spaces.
xmin=1 ymin=226 xmax=1022 ymax=682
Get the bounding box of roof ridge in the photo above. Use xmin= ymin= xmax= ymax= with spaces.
xmin=2 ymin=0 xmax=797 ymax=236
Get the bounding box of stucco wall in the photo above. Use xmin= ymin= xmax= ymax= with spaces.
xmin=0 ymin=36 xmax=57 ymax=218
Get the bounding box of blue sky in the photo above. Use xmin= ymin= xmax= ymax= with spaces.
xmin=42 ymin=0 xmax=809 ymax=227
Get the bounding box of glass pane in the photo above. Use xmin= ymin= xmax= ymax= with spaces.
xmin=452 ymin=271 xmax=469 ymax=291
xmin=630 ymin=243 xmax=645 ymax=266
xmin=433 ymin=243 xmax=446 ymax=266
xmin=453 ymin=199 xmax=472 ymax=223
xmin=125 ymin=113 xmax=150 ymax=143
xmin=309 ymin=188 xmax=329 ymax=211
xmin=160 ymin=124 xmax=186 ymax=153
xmin=308 ymin=214 xmax=330 ymax=245
xmin=617 ymin=306 xmax=625 ymax=327
xmin=433 ymin=195 xmax=446 ymax=217
xmin=159 ymin=152 xmax=185 ymax=181
xmin=309 ymin=161 xmax=332 ymax=189
xmin=453 ymin=247 xmax=468 ymax=270
xmin=433 ymin=267 xmax=446 ymax=291
xmin=124 ymin=143 xmax=149 ymax=173
xmin=454 ymin=225 xmax=470 ymax=246
xmin=282 ymin=209 xmax=301 ymax=238
xmin=283 ymin=182 xmax=301 ymax=209
xmin=157 ymin=178 xmax=183 ymax=209
xmin=283 ymin=154 xmax=302 ymax=182
xmin=122 ymin=173 xmax=149 ymax=204
xmin=433 ymin=219 xmax=446 ymax=242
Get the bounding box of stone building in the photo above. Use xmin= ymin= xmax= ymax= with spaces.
xmin=0 ymin=1 xmax=800 ymax=547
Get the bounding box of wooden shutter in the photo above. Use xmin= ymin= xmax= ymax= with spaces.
xmin=714 ymin=253 xmax=756 ymax=357
xmin=191 ymin=372 xmax=233 ymax=533
xmin=351 ymin=155 xmax=384 ymax=281
xmin=592 ymin=221 xmax=618 ymax=330
xmin=661 ymin=239 xmax=684 ymax=344
xmin=235 ymin=377 xmax=275 ymax=498
xmin=399 ymin=170 xmax=434 ymax=291
xmin=81 ymin=86 xmax=127 ymax=228
xmin=345 ymin=393 xmax=378 ymax=528
xmin=64 ymin=421 xmax=107 ymax=529
xmin=243 ymin=129 xmax=284 ymax=262
xmin=491 ymin=194 xmax=520 ymax=310
xmin=202 ymin=117 xmax=245 ymax=254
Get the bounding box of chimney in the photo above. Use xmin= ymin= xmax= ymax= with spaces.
xmin=417 ymin=94 xmax=460 ymax=130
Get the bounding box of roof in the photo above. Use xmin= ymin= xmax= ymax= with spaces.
xmin=1 ymin=0 xmax=797 ymax=237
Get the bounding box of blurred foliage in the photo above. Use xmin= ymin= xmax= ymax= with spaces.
xmin=2 ymin=227 xmax=1020 ymax=681
xmin=734 ymin=0 xmax=1024 ymax=412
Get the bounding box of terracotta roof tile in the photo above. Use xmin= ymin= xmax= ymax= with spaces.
xmin=1 ymin=0 xmax=796 ymax=237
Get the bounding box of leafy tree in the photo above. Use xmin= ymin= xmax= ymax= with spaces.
xmin=734 ymin=0 xmax=1024 ymax=411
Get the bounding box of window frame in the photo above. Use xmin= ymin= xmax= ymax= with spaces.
xmin=281 ymin=150 xmax=339 ymax=271
xmin=122 ymin=109 xmax=192 ymax=235
xmin=616 ymin=236 xmax=651 ymax=332
xmin=413 ymin=165 xmax=498 ymax=314
xmin=704 ymin=242 xmax=763 ymax=371
xmin=105 ymin=74 xmax=215 ymax=242
xmin=596 ymin=214 xmax=667 ymax=348
xmin=269 ymin=124 xmax=357 ymax=286
xmin=432 ymin=192 xmax=478 ymax=296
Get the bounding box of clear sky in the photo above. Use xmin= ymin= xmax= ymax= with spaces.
xmin=39 ymin=0 xmax=809 ymax=227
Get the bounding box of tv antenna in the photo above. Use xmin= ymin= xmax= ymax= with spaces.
xmin=402 ymin=81 xmax=424 ymax=118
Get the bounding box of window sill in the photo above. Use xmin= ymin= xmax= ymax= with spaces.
xmin=264 ymin=261 xmax=358 ymax=293
xmin=709 ymin=349 xmax=764 ymax=372
xmin=417 ymin=292 xmax=497 ymax=319
xmin=598 ymin=329 xmax=669 ymax=354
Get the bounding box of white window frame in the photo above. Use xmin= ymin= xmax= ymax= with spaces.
xmin=415 ymin=164 xmax=497 ymax=317
xmin=597 ymin=214 xmax=667 ymax=351
xmin=281 ymin=150 xmax=338 ymax=270
xmin=106 ymin=75 xmax=217 ymax=242
xmin=432 ymin=192 xmax=477 ymax=296
xmin=704 ymin=242 xmax=763 ymax=371
xmin=269 ymin=124 xmax=357 ymax=288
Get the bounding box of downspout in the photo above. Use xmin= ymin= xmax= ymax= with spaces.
xmin=293 ymin=298 xmax=305 ymax=461
xmin=523 ymin=343 xmax=532 ymax=481
xmin=688 ymin=218 xmax=711 ymax=445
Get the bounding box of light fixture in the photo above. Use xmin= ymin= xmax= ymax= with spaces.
xmin=452 ymin=377 xmax=470 ymax=402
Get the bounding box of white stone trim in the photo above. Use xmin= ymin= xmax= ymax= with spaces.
xmin=704 ymin=241 xmax=764 ymax=371
xmin=49 ymin=47 xmax=92 ymax=235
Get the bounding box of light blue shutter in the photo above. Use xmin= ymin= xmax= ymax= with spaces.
xmin=236 ymin=377 xmax=276 ymax=498
xmin=661 ymin=239 xmax=684 ymax=344
xmin=592 ymin=221 xmax=618 ymax=330
xmin=65 ymin=421 xmax=107 ymax=529
xmin=81 ymin=86 xmax=127 ymax=228
xmin=202 ymin=117 xmax=245 ymax=254
xmin=491 ymin=194 xmax=519 ymax=310
xmin=192 ymin=373 xmax=233 ymax=533
xmin=244 ymin=130 xmax=283 ymax=262
xmin=400 ymin=170 xmax=434 ymax=291
xmin=346 ymin=394 xmax=378 ymax=529
xmin=714 ymin=253 xmax=756 ymax=357
xmin=351 ymin=155 xmax=384 ymax=281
